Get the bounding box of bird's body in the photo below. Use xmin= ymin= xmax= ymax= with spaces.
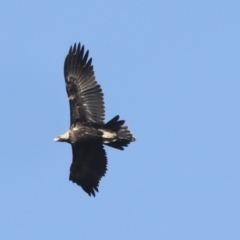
xmin=54 ymin=43 xmax=135 ymax=196
xmin=56 ymin=124 xmax=117 ymax=145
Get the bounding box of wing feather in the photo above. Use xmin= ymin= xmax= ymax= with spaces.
xmin=69 ymin=142 xmax=107 ymax=196
xmin=64 ymin=43 xmax=105 ymax=126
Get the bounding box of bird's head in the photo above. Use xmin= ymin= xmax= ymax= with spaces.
xmin=54 ymin=131 xmax=70 ymax=142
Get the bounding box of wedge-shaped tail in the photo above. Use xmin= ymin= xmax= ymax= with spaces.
xmin=104 ymin=115 xmax=135 ymax=150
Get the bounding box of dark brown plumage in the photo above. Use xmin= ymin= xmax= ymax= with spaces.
xmin=54 ymin=43 xmax=135 ymax=196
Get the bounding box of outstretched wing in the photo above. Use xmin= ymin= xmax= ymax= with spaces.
xmin=69 ymin=142 xmax=107 ymax=197
xmin=64 ymin=43 xmax=105 ymax=126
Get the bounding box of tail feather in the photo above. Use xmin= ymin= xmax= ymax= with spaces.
xmin=104 ymin=115 xmax=135 ymax=150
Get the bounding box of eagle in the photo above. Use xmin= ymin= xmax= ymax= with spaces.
xmin=54 ymin=43 xmax=135 ymax=196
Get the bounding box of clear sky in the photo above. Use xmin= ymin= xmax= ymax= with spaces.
xmin=0 ymin=1 xmax=239 ymax=239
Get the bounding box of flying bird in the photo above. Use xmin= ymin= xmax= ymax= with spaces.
xmin=54 ymin=43 xmax=135 ymax=196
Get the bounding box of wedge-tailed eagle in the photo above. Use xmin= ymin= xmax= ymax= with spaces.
xmin=54 ymin=43 xmax=135 ymax=196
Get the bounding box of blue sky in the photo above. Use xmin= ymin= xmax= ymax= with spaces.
xmin=0 ymin=1 xmax=240 ymax=239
